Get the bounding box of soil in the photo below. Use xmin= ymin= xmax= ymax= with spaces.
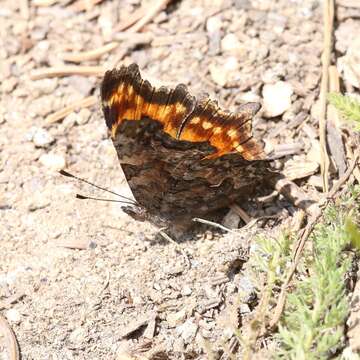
xmin=0 ymin=0 xmax=359 ymax=359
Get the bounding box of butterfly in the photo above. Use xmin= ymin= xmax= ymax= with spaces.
xmin=100 ymin=63 xmax=271 ymax=231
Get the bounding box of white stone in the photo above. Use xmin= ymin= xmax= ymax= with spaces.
xmin=62 ymin=112 xmax=78 ymax=130
xmin=338 ymin=37 xmax=360 ymax=88
xmin=5 ymin=309 xmax=21 ymax=323
xmin=69 ymin=327 xmax=87 ymax=344
xmin=33 ymin=128 xmax=54 ymax=148
xmin=209 ymin=58 xmax=239 ymax=87
xmin=177 ymin=318 xmax=198 ymax=344
xmin=39 ymin=153 xmax=66 ymax=171
xmin=209 ymin=64 xmax=227 ymax=87
xmin=221 ymin=33 xmax=241 ymax=53
xmin=206 ymin=16 xmax=222 ymax=33
xmin=238 ymin=91 xmax=261 ymax=103
xmin=181 ymin=285 xmax=192 ymax=296
xmin=224 ymin=56 xmax=239 ymax=71
xmin=310 ymin=100 xmax=321 ymax=121
xmin=27 ymin=192 xmax=51 ymax=211
xmin=167 ymin=308 xmax=187 ymax=328
xmin=32 ymin=78 xmax=58 ymax=95
xmin=76 ymin=108 xmax=91 ymax=125
xmin=262 ymin=81 xmax=293 ymax=117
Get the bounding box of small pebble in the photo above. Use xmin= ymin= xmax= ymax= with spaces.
xmin=177 ymin=318 xmax=198 ymax=344
xmin=224 ymin=56 xmax=239 ymax=72
xmin=76 ymin=108 xmax=91 ymax=125
xmin=206 ymin=16 xmax=222 ymax=33
xmin=181 ymin=285 xmax=192 ymax=296
xmin=337 ymin=37 xmax=360 ymax=89
xmin=69 ymin=327 xmax=87 ymax=344
xmin=209 ymin=58 xmax=238 ymax=87
xmin=68 ymin=76 xmax=95 ymax=97
xmin=62 ymin=112 xmax=78 ymax=131
xmin=2 ymin=77 xmax=18 ymax=93
xmin=32 ymin=40 xmax=50 ymax=64
xmin=221 ymin=33 xmax=242 ymax=53
xmin=5 ymin=309 xmax=21 ymax=324
xmin=32 ymin=78 xmax=58 ymax=95
xmin=27 ymin=193 xmax=51 ymax=211
xmin=33 ymin=128 xmax=54 ymax=148
xmin=209 ymin=64 xmax=227 ymax=87
xmin=238 ymin=91 xmax=261 ymax=103
xmin=262 ymin=81 xmax=293 ymax=117
xmin=222 ymin=208 xmax=240 ymax=229
xmin=167 ymin=308 xmax=187 ymax=328
xmin=39 ymin=153 xmax=66 ymax=171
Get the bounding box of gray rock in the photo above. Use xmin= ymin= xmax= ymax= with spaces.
xmin=68 ymin=76 xmax=95 ymax=97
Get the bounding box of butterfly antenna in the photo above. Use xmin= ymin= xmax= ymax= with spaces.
xmin=76 ymin=194 xmax=135 ymax=205
xmin=59 ymin=169 xmax=137 ymax=205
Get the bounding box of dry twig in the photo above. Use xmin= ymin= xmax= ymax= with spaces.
xmin=337 ymin=0 xmax=360 ymax=7
xmin=192 ymin=217 xmax=235 ymax=233
xmin=126 ymin=0 xmax=172 ymax=33
xmin=231 ymin=204 xmax=252 ymax=224
xmin=318 ymin=0 xmax=335 ymax=192
xmin=32 ymin=0 xmax=59 ymax=5
xmin=70 ymin=0 xmax=104 ymax=12
xmin=30 ymin=66 xmax=105 ymax=80
xmin=114 ymin=4 xmax=147 ymax=32
xmin=20 ymin=0 xmax=30 ymax=19
xmin=268 ymin=175 xmax=320 ymax=218
xmin=45 ymin=96 xmax=97 ymax=124
xmin=0 ymin=314 xmax=20 ymax=360
xmin=62 ymin=42 xmax=118 ymax=63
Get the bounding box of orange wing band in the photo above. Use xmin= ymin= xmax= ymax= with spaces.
xmin=101 ymin=63 xmax=265 ymax=161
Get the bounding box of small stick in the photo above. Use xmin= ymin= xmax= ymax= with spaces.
xmin=32 ymin=0 xmax=59 ymax=5
xmin=337 ymin=0 xmax=360 ymax=7
xmin=30 ymin=66 xmax=105 ymax=80
xmin=269 ymin=154 xmax=359 ymax=330
xmin=268 ymin=175 xmax=320 ymax=218
xmin=62 ymin=42 xmax=118 ymax=63
xmin=318 ymin=0 xmax=335 ymax=192
xmin=231 ymin=204 xmax=252 ymax=224
xmin=0 ymin=314 xmax=20 ymax=360
xmin=192 ymin=217 xmax=235 ymax=233
xmin=0 ymin=293 xmax=26 ymax=311
xmin=114 ymin=5 xmax=147 ymax=32
xmin=20 ymin=0 xmax=30 ymax=19
xmin=45 ymin=95 xmax=97 ymax=124
xmin=113 ymin=31 xmax=154 ymax=43
xmin=126 ymin=0 xmax=171 ymax=33
xmin=70 ymin=0 xmax=103 ymax=12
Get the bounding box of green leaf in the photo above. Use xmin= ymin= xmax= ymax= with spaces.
xmin=345 ymin=217 xmax=360 ymax=250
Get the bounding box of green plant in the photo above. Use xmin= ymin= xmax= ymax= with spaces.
xmin=276 ymin=202 xmax=355 ymax=359
xmin=328 ymin=93 xmax=360 ymax=129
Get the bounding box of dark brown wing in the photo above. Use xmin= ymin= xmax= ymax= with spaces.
xmin=100 ymin=63 xmax=265 ymax=161
xmin=100 ymin=63 xmax=271 ymax=231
